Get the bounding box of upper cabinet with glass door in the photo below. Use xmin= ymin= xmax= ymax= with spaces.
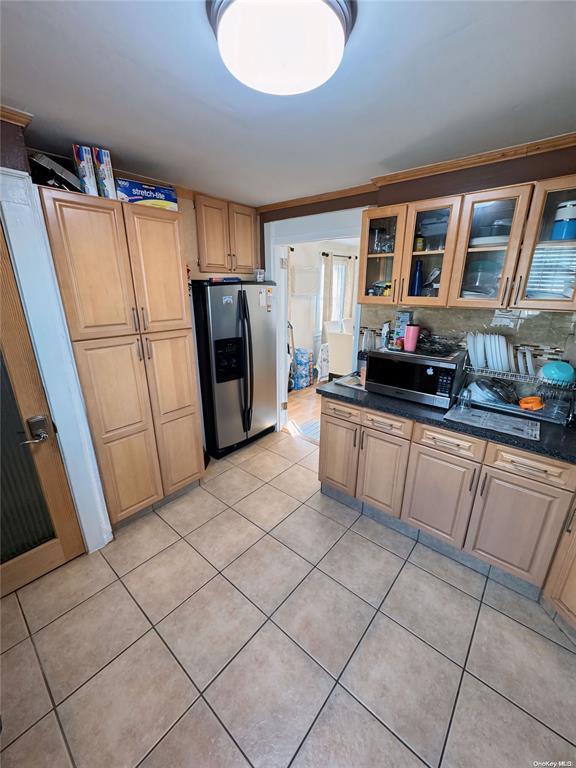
xmin=399 ymin=196 xmax=462 ymax=306
xmin=511 ymin=175 xmax=576 ymax=311
xmin=448 ymin=186 xmax=532 ymax=309
xmin=359 ymin=205 xmax=407 ymax=304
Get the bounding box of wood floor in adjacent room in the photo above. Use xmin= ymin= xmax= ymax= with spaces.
xmin=285 ymin=385 xmax=322 ymax=444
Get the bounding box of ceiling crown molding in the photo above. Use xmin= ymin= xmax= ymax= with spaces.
xmin=0 ymin=105 xmax=33 ymax=128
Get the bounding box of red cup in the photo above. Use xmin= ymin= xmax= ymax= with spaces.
xmin=404 ymin=324 xmax=420 ymax=352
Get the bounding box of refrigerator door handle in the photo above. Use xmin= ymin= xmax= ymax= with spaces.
xmin=239 ymin=291 xmax=250 ymax=433
xmin=243 ymin=290 xmax=255 ymax=431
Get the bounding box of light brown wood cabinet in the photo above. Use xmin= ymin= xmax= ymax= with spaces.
xmin=544 ymin=504 xmax=576 ymax=628
xmin=318 ymin=414 xmax=359 ymax=496
xmin=74 ymin=335 xmax=164 ymax=522
xmin=401 ymin=444 xmax=478 ymax=547
xmin=356 ymin=427 xmax=409 ymax=517
xmin=464 ymin=466 xmax=572 ymax=585
xmin=196 ymin=194 xmax=258 ymax=274
xmin=358 ymin=204 xmax=407 ymax=304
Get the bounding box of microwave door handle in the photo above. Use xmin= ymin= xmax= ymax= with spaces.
xmin=243 ymin=290 xmax=255 ymax=431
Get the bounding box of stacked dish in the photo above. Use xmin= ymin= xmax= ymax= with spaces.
xmin=466 ymin=332 xmax=517 ymax=373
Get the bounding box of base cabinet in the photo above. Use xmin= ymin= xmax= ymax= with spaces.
xmin=356 ymin=427 xmax=409 ymax=517
xmin=318 ymin=414 xmax=359 ymax=496
xmin=464 ymin=467 xmax=572 ymax=586
xmin=544 ymin=506 xmax=576 ymax=629
xmin=401 ymin=444 xmax=478 ymax=547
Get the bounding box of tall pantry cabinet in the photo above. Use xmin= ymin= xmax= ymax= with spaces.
xmin=41 ymin=188 xmax=204 ymax=524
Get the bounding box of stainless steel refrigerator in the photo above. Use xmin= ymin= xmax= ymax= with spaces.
xmin=192 ymin=280 xmax=277 ymax=458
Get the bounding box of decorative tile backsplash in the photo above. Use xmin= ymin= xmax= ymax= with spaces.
xmin=360 ymin=306 xmax=576 ymax=364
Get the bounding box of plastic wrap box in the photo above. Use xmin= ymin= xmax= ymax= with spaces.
xmin=116 ymin=178 xmax=178 ymax=211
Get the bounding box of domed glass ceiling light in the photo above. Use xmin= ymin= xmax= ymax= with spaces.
xmin=207 ymin=0 xmax=356 ymax=96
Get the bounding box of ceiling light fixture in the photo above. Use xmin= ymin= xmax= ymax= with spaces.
xmin=207 ymin=0 xmax=356 ymax=96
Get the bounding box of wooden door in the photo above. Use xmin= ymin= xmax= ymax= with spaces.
xmin=73 ymin=335 xmax=163 ymax=524
xmin=143 ymin=330 xmax=204 ymax=495
xmin=544 ymin=503 xmax=576 ymax=629
xmin=229 ymin=202 xmax=258 ymax=273
xmin=40 ymin=188 xmax=137 ymax=340
xmin=358 ymin=205 xmax=407 ymax=305
xmin=1 ymin=232 xmax=84 ymax=595
xmin=123 ymin=205 xmax=191 ymax=332
xmin=511 ymin=175 xmax=576 ymax=311
xmin=195 ymin=194 xmax=231 ymax=272
xmin=464 ymin=467 xmax=572 ymax=586
xmin=357 ymin=427 xmax=410 ymax=518
xmin=399 ymin=195 xmax=462 ymax=307
xmin=318 ymin=414 xmax=360 ymax=496
xmin=448 ymin=185 xmax=532 ymax=309
xmin=400 ymin=444 xmax=478 ymax=546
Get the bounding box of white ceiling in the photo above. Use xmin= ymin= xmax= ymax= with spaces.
xmin=2 ymin=1 xmax=575 ymax=206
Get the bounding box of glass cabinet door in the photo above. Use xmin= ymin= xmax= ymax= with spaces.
xmin=399 ymin=196 xmax=462 ymax=306
xmin=512 ymin=175 xmax=576 ymax=310
xmin=448 ymin=186 xmax=532 ymax=308
xmin=359 ymin=205 xmax=407 ymax=304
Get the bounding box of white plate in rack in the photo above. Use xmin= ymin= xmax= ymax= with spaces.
xmin=467 ymin=333 xmax=478 ymax=368
xmin=475 ymin=333 xmax=487 ymax=368
xmin=498 ymin=335 xmax=509 ymax=372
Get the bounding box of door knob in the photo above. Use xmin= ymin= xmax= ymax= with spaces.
xmin=19 ymin=415 xmax=51 ymax=446
xmin=20 ymin=431 xmax=48 ymax=446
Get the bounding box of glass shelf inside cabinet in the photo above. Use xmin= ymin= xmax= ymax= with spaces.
xmin=368 ymin=216 xmax=397 ymax=256
xmin=524 ymin=188 xmax=576 ymax=301
xmin=406 ymin=207 xmax=450 ymax=298
xmin=365 ymin=255 xmax=394 ymax=298
xmin=460 ymin=249 xmax=506 ymax=300
xmin=468 ymin=198 xmax=516 ymax=248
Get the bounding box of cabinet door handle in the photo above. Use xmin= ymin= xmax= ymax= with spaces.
xmin=431 ymin=435 xmax=464 ymax=451
xmin=566 ymin=505 xmax=576 ymax=533
xmin=131 ymin=307 xmax=140 ymax=332
xmin=353 ymin=428 xmax=357 ymax=448
xmin=513 ymin=274 xmax=523 ymax=304
xmin=141 ymin=307 xmax=148 ymax=330
xmin=500 ymin=276 xmax=510 ymax=306
xmin=392 ymin=279 xmax=397 ymax=303
xmin=479 ymin=472 xmax=488 ymax=497
xmin=332 ymin=407 xmax=353 ymax=418
xmin=469 ymin=467 xmax=477 ymax=492
xmin=136 ymin=338 xmax=143 ymax=361
xmin=369 ymin=418 xmax=394 ymax=431
xmin=400 ymin=277 xmax=405 ymax=302
xmin=146 ymin=338 xmax=152 ymax=359
xmin=232 ymin=253 xmax=237 ymax=271
xmin=509 ymin=459 xmax=549 ymax=476
xmin=361 ymin=430 xmax=366 ymax=450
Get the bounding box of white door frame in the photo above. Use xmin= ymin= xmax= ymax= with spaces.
xmin=265 ymin=208 xmax=365 ymax=429
xmin=0 ymin=168 xmax=112 ymax=551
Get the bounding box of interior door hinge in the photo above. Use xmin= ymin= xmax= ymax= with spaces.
xmin=281 ymin=401 xmax=288 ymax=410
xmin=280 ymin=257 xmax=288 ymax=270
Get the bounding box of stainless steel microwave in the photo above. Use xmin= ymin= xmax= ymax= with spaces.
xmin=365 ymin=349 xmax=466 ymax=409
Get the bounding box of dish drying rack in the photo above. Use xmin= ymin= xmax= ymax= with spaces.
xmin=463 ymin=364 xmax=576 ymax=391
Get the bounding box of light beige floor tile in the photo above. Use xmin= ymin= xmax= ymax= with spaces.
xmin=186 ymin=509 xmax=263 ymax=569
xmin=1 ymin=712 xmax=73 ymax=768
xmin=239 ymin=450 xmax=293 ymax=482
xmin=101 ymin=512 xmax=179 ymax=577
xmin=123 ymin=540 xmax=216 ymax=624
xmin=224 ymin=535 xmax=312 ymax=614
xmin=272 ymin=505 xmax=345 ymax=564
xmin=319 ymin=531 xmax=403 ymax=607
xmin=0 ymin=638 xmax=52 ymax=748
xmin=156 ymin=486 xmax=226 ymax=535
xmin=342 ymin=614 xmax=460 ymax=767
xmin=205 ymin=623 xmax=333 ymax=768
xmin=467 ymin=605 xmax=576 ymax=743
xmin=270 ymin=464 xmax=321 ymax=502
xmin=381 ymin=563 xmax=479 ymax=664
xmin=443 ymin=674 xmax=574 ymax=768
xmin=234 ymin=484 xmax=300 ymax=530
xmin=268 ymin=435 xmax=317 ymax=463
xmin=157 ymin=576 xmax=265 ymax=690
xmin=255 ymin=431 xmax=289 ymax=450
xmin=17 ymin=552 xmax=116 ymax=632
xmin=292 ymin=685 xmax=426 ymax=768
xmin=141 ymin=699 xmax=249 ymax=768
xmin=351 ymin=515 xmax=415 ymax=558
xmin=408 ymin=543 xmax=486 ymax=599
xmin=483 ymin=580 xmax=575 ymax=650
xmin=58 ymin=631 xmax=197 ymax=768
xmin=306 ymin=490 xmax=360 ymax=527
xmin=298 ymin=448 xmax=319 ymax=473
xmin=274 ymin=570 xmax=375 ymax=676
xmin=201 ymin=457 xmax=233 ymax=482
xmin=1 ymin=593 xmax=28 ymax=652
xmin=226 ymin=443 xmax=265 ymax=466
xmin=202 ymin=467 xmax=264 ymax=506
xmin=35 ymin=581 xmax=150 ymax=703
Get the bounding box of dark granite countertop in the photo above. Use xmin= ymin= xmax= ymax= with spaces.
xmin=317 ymin=381 xmax=576 ymax=465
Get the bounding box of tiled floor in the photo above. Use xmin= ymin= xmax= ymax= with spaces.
xmin=2 ymin=434 xmax=576 ymax=768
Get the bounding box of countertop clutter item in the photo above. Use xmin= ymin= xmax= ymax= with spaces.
xmin=403 ymin=324 xmax=420 ymax=352
xmin=539 ymin=360 xmax=576 ymax=385
xmin=72 ymin=144 xmax=98 ymax=195
xmin=361 ymin=328 xmax=376 ymax=352
xmin=116 ymin=178 xmax=178 ymax=211
xmin=551 ymin=199 xmax=576 ymax=240
xmin=91 ymin=147 xmax=117 ymax=199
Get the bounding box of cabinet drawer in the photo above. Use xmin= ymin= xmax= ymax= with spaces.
xmin=321 ymin=399 xmax=361 ymax=424
xmin=485 ymin=443 xmax=576 ymax=492
xmin=361 ymin=410 xmax=412 ymax=440
xmin=413 ymin=423 xmax=486 ymax=462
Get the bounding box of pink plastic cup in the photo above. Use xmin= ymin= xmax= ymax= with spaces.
xmin=404 ymin=324 xmax=420 ymax=352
